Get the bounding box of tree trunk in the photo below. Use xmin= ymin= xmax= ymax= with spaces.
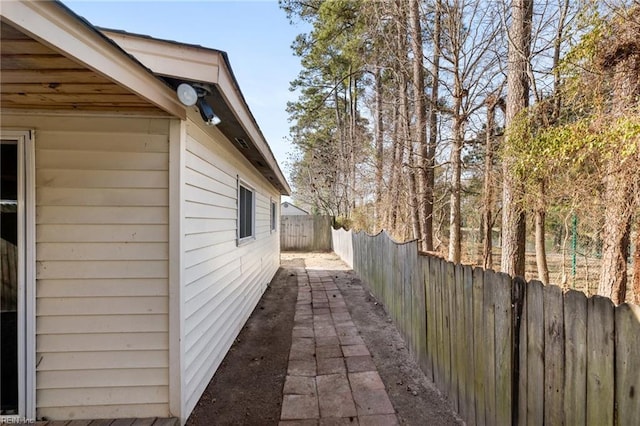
xmin=396 ymin=0 xmax=421 ymax=242
xmin=409 ymin=0 xmax=429 ymax=251
xmin=448 ymin=76 xmax=464 ymax=263
xmin=400 ymin=72 xmax=421 ymax=241
xmin=334 ymin=89 xmax=347 ymax=218
xmin=535 ymin=180 xmax=550 ymax=284
xmin=482 ymin=206 xmax=493 ymax=269
xmin=408 ymin=143 xmax=421 ymax=241
xmin=596 ymin=13 xmax=640 ymax=303
xmin=350 ymin=71 xmax=357 ymax=212
xmin=501 ymin=0 xmax=532 ymax=277
xmin=387 ymin=0 xmax=409 ymax=236
xmin=374 ymin=68 xmax=384 ymax=230
xmin=552 ymin=0 xmax=570 ymax=121
xmin=482 ymin=95 xmax=500 ymax=269
xmin=597 ymin=168 xmax=633 ymax=304
xmin=388 ymin=101 xmax=402 ymax=233
xmin=424 ymin=0 xmax=441 ymax=252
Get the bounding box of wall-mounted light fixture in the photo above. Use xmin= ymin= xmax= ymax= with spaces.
xmin=176 ymin=83 xmax=221 ymax=126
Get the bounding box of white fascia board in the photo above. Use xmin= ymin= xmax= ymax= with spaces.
xmin=101 ymin=30 xmax=222 ymax=84
xmin=216 ymin=64 xmax=292 ymax=195
xmin=1 ymin=1 xmax=186 ymax=119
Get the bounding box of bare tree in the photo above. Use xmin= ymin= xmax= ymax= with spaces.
xmin=425 ymin=0 xmax=442 ymax=253
xmin=410 ymin=0 xmax=430 ymax=250
xmin=374 ymin=68 xmax=384 ymax=229
xmin=439 ymin=0 xmax=502 ymax=263
xmin=482 ymin=92 xmax=505 ymax=269
xmin=502 ymin=0 xmax=533 ymax=277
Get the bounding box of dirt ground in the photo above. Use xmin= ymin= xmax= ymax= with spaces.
xmin=186 ymin=260 xmax=300 ymax=426
xmin=187 ymin=253 xmax=461 ymax=425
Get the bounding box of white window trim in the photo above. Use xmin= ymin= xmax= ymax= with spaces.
xmin=237 ymin=178 xmax=256 ymax=245
xmin=0 ymin=129 xmax=36 ymax=420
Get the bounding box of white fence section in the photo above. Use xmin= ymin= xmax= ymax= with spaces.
xmin=331 ymin=227 xmax=353 ymax=268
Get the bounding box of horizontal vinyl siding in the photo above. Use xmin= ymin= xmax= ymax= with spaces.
xmin=29 ymin=404 xmax=169 ymax=421
xmin=26 ymin=116 xmax=171 ymax=419
xmin=182 ymin=122 xmax=280 ymax=416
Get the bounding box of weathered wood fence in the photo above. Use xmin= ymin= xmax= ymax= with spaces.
xmin=332 ymin=228 xmax=639 ymax=426
xmin=280 ymin=215 xmax=332 ymax=251
xmin=331 ymin=226 xmax=353 ymax=268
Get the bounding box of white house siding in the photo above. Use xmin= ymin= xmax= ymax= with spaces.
xmin=182 ymin=121 xmax=280 ymax=415
xmin=3 ymin=114 xmax=171 ymax=419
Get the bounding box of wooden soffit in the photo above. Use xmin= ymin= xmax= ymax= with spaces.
xmin=0 ymin=1 xmax=185 ymax=117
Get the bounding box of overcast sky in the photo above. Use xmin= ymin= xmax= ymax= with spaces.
xmin=63 ymin=0 xmax=308 ymax=186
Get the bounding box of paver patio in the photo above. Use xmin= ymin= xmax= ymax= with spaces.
xmin=280 ymin=266 xmax=399 ymax=425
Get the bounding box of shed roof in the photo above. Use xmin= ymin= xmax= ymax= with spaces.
xmin=281 ymin=202 xmax=309 ymax=215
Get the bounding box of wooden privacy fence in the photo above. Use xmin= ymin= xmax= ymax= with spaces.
xmin=331 ymin=226 xmax=353 ymax=268
xmin=280 ymin=215 xmax=332 ymax=251
xmin=332 ymin=228 xmax=639 ymax=426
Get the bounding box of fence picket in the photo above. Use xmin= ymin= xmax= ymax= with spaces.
xmin=453 ymin=264 xmax=465 ymax=416
xmin=463 ymin=265 xmax=476 ymax=425
xmin=483 ymin=270 xmax=497 ymax=425
xmin=424 ymin=256 xmax=435 ymax=381
xmin=587 ymin=296 xmax=615 ymax=426
xmin=413 ymin=254 xmax=427 ymax=373
xmin=495 ymin=272 xmax=513 ymax=426
xmin=392 ymin=240 xmax=399 ymax=334
xmin=517 ymin=276 xmax=528 ymax=426
xmin=472 ymin=267 xmax=486 ymax=426
xmin=564 ymin=289 xmax=587 ymax=426
xmin=395 ymin=242 xmax=402 ymax=335
xmin=543 ymin=284 xmax=565 ymax=425
xmin=404 ymin=243 xmax=416 ymax=351
xmin=526 ymin=280 xmax=545 ymax=425
xmin=444 ymin=261 xmax=455 ymax=406
xmin=615 ymin=303 xmax=640 ymax=426
xmin=434 ymin=257 xmax=445 ymax=392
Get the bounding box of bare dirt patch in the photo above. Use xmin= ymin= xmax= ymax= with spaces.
xmin=187 ymin=253 xmax=461 ymax=425
xmin=186 ymin=259 xmax=300 ymax=426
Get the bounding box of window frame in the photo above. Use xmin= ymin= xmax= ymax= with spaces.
xmin=270 ymin=198 xmax=277 ymax=233
xmin=0 ymin=129 xmax=36 ymax=420
xmin=237 ymin=179 xmax=256 ymax=245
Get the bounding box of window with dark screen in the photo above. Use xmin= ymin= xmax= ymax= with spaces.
xmin=239 ymin=184 xmax=254 ymax=240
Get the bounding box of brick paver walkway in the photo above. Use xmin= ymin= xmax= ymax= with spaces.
xmin=279 ymin=265 xmax=399 ymax=426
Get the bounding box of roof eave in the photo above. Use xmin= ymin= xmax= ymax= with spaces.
xmin=0 ymin=0 xmax=186 ymax=119
xmin=101 ymin=29 xmax=291 ymax=195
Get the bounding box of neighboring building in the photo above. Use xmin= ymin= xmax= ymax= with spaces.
xmin=0 ymin=1 xmax=289 ymax=423
xmin=281 ymin=201 xmax=309 ymax=216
